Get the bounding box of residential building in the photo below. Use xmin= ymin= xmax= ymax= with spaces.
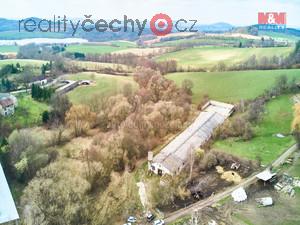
xmin=0 ymin=93 xmax=18 ymax=116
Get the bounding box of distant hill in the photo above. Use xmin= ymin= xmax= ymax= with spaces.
xmin=233 ymin=25 xmax=300 ymax=38
xmin=0 ymin=17 xmax=298 ymax=42
xmin=0 ymin=18 xmax=19 ymax=32
xmin=196 ymin=22 xmax=234 ymax=32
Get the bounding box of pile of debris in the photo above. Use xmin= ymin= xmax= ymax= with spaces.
xmin=274 ymin=173 xmax=300 ymax=197
xmin=256 ymin=197 xmax=273 ymax=207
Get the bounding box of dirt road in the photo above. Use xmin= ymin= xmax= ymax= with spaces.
xmin=164 ymin=144 xmax=298 ymax=224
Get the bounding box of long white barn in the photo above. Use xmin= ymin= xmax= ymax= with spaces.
xmin=0 ymin=164 xmax=19 ymax=224
xmin=149 ymin=100 xmax=234 ymax=176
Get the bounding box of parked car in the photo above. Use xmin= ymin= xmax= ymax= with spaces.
xmin=127 ymin=216 xmax=137 ymax=223
xmin=153 ymin=219 xmax=165 ymax=225
xmin=146 ymin=212 xmax=155 ymax=222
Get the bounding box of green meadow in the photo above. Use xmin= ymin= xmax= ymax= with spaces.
xmin=214 ymin=95 xmax=295 ymax=165
xmin=158 ymin=46 xmax=293 ymax=69
xmin=63 ymin=72 xmax=135 ymax=104
xmin=66 ymin=41 xmax=136 ymax=54
xmin=167 ymin=69 xmax=300 ymax=104
xmin=5 ymin=94 xmax=49 ymax=127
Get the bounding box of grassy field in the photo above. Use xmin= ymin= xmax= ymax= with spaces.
xmin=62 ymin=72 xmax=135 ymax=104
xmin=0 ymin=45 xmax=19 ymax=53
xmin=259 ymin=31 xmax=300 ymax=43
xmin=167 ymin=69 xmax=300 ymax=104
xmin=0 ymin=59 xmax=47 ymax=68
xmin=158 ymin=46 xmax=293 ymax=69
xmin=69 ymin=60 xmax=133 ymax=73
xmin=154 ymin=36 xmax=248 ymax=47
xmin=66 ymin=41 xmax=136 ymax=54
xmin=114 ymin=47 xmax=167 ymax=56
xmin=214 ymin=95 xmax=295 ymax=165
xmin=5 ymin=94 xmax=49 ymax=127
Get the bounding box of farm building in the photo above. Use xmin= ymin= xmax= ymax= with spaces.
xmin=149 ymin=100 xmax=234 ymax=176
xmin=29 ymin=75 xmax=50 ymax=86
xmin=0 ymin=164 xmax=19 ymax=224
xmin=0 ymin=93 xmax=18 ymax=116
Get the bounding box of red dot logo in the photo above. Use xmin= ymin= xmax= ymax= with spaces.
xmin=150 ymin=13 xmax=173 ymax=36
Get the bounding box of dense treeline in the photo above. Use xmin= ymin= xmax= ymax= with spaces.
xmin=0 ymin=63 xmax=22 ymax=77
xmin=31 ymin=84 xmax=54 ymax=101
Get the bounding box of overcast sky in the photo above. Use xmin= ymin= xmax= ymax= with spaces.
xmin=1 ymin=0 xmax=300 ymax=27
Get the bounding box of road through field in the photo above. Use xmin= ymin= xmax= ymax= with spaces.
xmin=164 ymin=144 xmax=298 ymax=224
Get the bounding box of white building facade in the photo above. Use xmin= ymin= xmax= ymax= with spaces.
xmin=0 ymin=94 xmax=18 ymax=116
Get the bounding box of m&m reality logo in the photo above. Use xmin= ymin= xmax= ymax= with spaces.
xmin=258 ymin=12 xmax=286 ymax=31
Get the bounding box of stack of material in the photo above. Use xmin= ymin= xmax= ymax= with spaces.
xmin=256 ymin=197 xmax=273 ymax=206
xmin=231 ymin=187 xmax=247 ymax=202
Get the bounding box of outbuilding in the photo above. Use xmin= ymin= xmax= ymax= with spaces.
xmin=149 ymin=100 xmax=234 ymax=176
xmin=0 ymin=164 xmax=19 ymax=224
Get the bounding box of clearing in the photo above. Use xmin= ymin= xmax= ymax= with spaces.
xmin=157 ymin=46 xmax=293 ymax=69
xmin=166 ymin=69 xmax=300 ymax=104
xmin=62 ymin=72 xmax=134 ymax=104
xmin=4 ymin=94 xmax=49 ymax=127
xmin=214 ymin=95 xmax=295 ymax=165
xmin=66 ymin=41 xmax=136 ymax=54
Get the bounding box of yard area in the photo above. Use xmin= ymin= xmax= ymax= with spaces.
xmin=62 ymin=72 xmax=135 ymax=104
xmin=158 ymin=46 xmax=293 ymax=69
xmin=167 ymin=69 xmax=300 ymax=104
xmin=4 ymin=94 xmax=49 ymax=127
xmin=214 ymin=95 xmax=295 ymax=165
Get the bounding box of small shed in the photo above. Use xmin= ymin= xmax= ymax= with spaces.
xmin=256 ymin=197 xmax=273 ymax=207
xmin=256 ymin=169 xmax=277 ymax=182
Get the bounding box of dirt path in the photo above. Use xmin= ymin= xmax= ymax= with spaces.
xmin=137 ymin=182 xmax=149 ymax=210
xmin=164 ymin=144 xmax=298 ymax=224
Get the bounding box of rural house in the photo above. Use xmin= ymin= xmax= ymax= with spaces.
xmin=0 ymin=93 xmax=18 ymax=116
xmin=149 ymin=100 xmax=234 ymax=176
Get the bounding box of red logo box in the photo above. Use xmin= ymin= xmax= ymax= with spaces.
xmin=258 ymin=12 xmax=286 ymax=25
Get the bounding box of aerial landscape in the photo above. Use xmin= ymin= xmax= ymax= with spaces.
xmin=0 ymin=0 xmax=300 ymax=225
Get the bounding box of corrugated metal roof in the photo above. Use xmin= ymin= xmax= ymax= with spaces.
xmin=256 ymin=169 xmax=276 ymax=181
xmin=0 ymin=164 xmax=19 ymax=224
xmin=152 ymin=101 xmax=234 ymax=174
xmin=0 ymin=98 xmax=14 ymax=108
